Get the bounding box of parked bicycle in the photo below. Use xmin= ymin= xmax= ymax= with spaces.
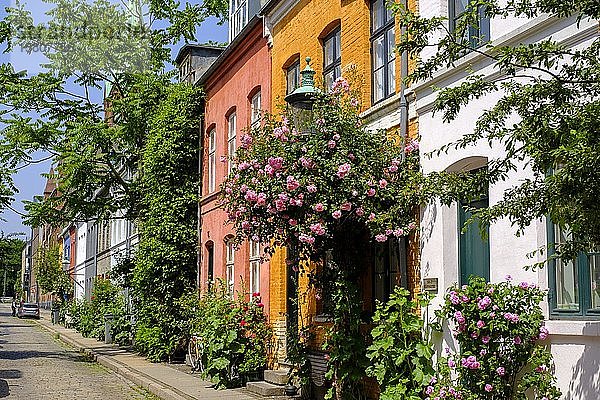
xmin=187 ymin=334 xmax=205 ymax=373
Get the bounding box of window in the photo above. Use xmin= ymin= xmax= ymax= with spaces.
xmin=371 ymin=0 xmax=396 ymax=103
xmin=286 ymin=60 xmax=300 ymax=94
xmin=323 ymin=28 xmax=341 ymax=90
xmin=227 ymin=113 xmax=236 ymax=175
xmin=249 ymin=240 xmax=261 ymax=294
xmin=373 ymin=238 xmax=407 ymax=304
xmin=448 ymin=0 xmax=490 ymax=48
xmin=548 ymin=222 xmax=600 ymax=318
xmin=226 ymin=240 xmax=235 ymax=298
xmin=206 ymin=243 xmax=214 ymax=288
xmin=251 ymin=91 xmax=261 ymax=128
xmin=208 ymin=128 xmax=216 ymax=193
xmin=230 ymin=0 xmax=247 ymax=39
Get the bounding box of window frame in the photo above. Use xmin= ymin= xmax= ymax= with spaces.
xmin=250 ymin=91 xmax=261 ymax=128
xmin=323 ymin=27 xmax=342 ymax=91
xmin=448 ymin=0 xmax=490 ymax=49
xmin=547 ymin=220 xmax=600 ymax=319
xmin=226 ymin=240 xmax=236 ymax=298
xmin=208 ymin=128 xmax=216 ymax=193
xmin=249 ymin=240 xmax=261 ymax=295
xmin=227 ymin=112 xmax=236 ymax=175
xmin=372 ymin=237 xmax=408 ymax=307
xmin=286 ymin=60 xmax=300 ymax=95
xmin=230 ymin=0 xmax=248 ymax=39
xmin=370 ymin=0 xmax=396 ymax=104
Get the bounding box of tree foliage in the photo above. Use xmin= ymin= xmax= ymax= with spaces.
xmin=131 ymin=79 xmax=202 ymax=362
xmin=0 ymin=0 xmax=227 ymax=225
xmin=0 ymin=233 xmax=25 ymax=297
xmin=33 ymin=242 xmax=71 ymax=297
xmin=396 ymin=0 xmax=600 ymax=259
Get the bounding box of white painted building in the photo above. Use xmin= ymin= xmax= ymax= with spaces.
xmin=413 ymin=2 xmax=599 ymax=398
xmin=74 ymin=222 xmax=87 ymax=300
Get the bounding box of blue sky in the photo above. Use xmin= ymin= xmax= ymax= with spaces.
xmin=0 ymin=0 xmax=228 ymax=238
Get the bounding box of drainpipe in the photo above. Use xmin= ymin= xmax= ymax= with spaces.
xmin=197 ymin=102 xmax=205 ymax=290
xmin=399 ymin=0 xmax=409 ymax=157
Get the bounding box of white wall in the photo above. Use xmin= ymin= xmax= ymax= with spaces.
xmin=74 ymin=222 xmax=87 ymax=300
xmin=414 ymin=3 xmax=600 ymax=398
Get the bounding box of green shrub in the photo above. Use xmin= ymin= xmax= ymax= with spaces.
xmin=366 ymin=287 xmax=434 ymax=400
xmin=191 ymin=281 xmax=272 ymax=389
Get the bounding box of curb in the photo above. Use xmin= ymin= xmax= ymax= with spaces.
xmin=35 ymin=319 xmax=193 ymax=400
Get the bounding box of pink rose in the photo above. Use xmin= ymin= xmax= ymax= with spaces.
xmin=332 ymin=210 xmax=342 ymax=219
xmin=336 ymin=163 xmax=351 ymax=179
xmin=340 ymin=202 xmax=352 ymax=211
xmin=314 ymin=203 xmax=325 ymax=212
xmin=286 ymin=176 xmax=300 ymax=191
xmin=307 ymin=184 xmax=317 ymax=193
xmin=355 ymin=208 xmax=365 ymax=217
xmin=375 ymin=234 xmax=387 ymax=242
xmin=310 ymin=223 xmax=326 ymax=236
xmin=379 ymin=179 xmax=388 ymax=189
xmin=367 ymin=188 xmax=376 ymax=197
xmin=327 ymin=140 xmax=336 ymax=149
xmin=539 ymin=326 xmax=549 ymax=340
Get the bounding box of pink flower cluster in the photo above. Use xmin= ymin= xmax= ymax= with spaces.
xmin=240 ymin=133 xmax=253 ymax=149
xmin=331 ymin=77 xmax=350 ymax=93
xmin=404 ymin=138 xmax=419 ymax=153
xmin=503 ymin=312 xmax=520 ymax=323
xmin=461 ymin=355 xmax=480 ymax=369
xmin=477 ymin=296 xmax=492 ymax=310
xmin=336 ymin=163 xmax=351 ymax=178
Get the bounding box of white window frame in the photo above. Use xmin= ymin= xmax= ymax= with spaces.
xmin=226 ymin=240 xmax=235 ymax=298
xmin=249 ymin=240 xmax=261 ymax=295
xmin=286 ymin=60 xmax=300 ymax=94
xmin=323 ymin=28 xmax=342 ymax=91
xmin=251 ymin=91 xmax=261 ymax=128
xmin=229 ymin=0 xmax=248 ymax=40
xmin=208 ymin=128 xmax=216 ymax=193
xmin=227 ymin=113 xmax=236 ymax=175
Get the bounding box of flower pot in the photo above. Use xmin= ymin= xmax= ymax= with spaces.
xmin=284 ymin=384 xmax=298 ymax=396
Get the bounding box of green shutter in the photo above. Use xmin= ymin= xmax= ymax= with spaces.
xmin=459 ymin=198 xmax=490 ymax=285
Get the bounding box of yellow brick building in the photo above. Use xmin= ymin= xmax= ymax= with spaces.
xmin=261 ymin=0 xmax=420 ymax=396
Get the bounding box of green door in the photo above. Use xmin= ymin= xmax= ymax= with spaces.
xmin=459 ymin=198 xmax=490 ymax=285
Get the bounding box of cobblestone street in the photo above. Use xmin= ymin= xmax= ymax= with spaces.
xmin=0 ymin=303 xmax=155 ymax=400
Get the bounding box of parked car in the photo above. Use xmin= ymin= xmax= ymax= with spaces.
xmin=18 ymin=303 xmax=40 ymax=319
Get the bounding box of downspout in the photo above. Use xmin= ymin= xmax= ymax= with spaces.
xmin=197 ymin=98 xmax=205 ymax=291
xmin=399 ymin=0 xmax=409 ymax=155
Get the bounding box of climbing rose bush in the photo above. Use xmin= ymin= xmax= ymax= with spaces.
xmin=221 ymin=78 xmax=422 ymax=259
xmin=429 ymin=276 xmax=561 ymax=400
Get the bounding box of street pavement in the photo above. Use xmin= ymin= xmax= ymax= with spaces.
xmin=0 ymin=302 xmax=156 ymax=400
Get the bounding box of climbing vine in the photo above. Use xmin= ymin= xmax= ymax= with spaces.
xmin=131 ymin=78 xmax=203 ymax=362
xmin=222 ymin=78 xmax=423 ymax=398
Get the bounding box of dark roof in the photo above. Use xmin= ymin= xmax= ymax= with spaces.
xmin=174 ymin=43 xmax=226 ymax=65
xmin=195 ymin=16 xmax=262 ymax=86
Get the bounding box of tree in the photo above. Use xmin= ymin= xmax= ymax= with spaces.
xmin=0 ymin=233 xmax=25 ymax=298
xmin=395 ymin=1 xmax=600 ymax=260
xmin=33 ymin=243 xmax=71 ymax=299
xmin=0 ymin=0 xmax=227 ymax=225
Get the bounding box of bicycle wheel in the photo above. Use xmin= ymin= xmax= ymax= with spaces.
xmin=195 ymin=340 xmax=205 ymax=373
xmin=188 ymin=337 xmax=199 ymax=370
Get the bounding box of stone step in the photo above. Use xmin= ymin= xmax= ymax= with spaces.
xmin=264 ymin=369 xmax=289 ymax=386
xmin=246 ymin=381 xmax=287 ymax=397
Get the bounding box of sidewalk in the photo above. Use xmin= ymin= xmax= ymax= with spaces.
xmin=35 ymin=310 xmax=257 ymax=400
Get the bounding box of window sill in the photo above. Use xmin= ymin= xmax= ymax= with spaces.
xmin=360 ymin=93 xmax=401 ymax=125
xmin=200 ymin=191 xmax=220 ymax=205
xmin=545 ymin=320 xmax=600 ymax=337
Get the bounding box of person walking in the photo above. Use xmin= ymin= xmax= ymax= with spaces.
xmin=11 ymin=298 xmax=16 ymax=317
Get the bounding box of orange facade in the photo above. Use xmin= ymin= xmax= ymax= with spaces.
xmin=199 ymin=20 xmax=272 ymax=315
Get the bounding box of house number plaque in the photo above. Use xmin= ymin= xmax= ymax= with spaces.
xmin=423 ymin=278 xmax=438 ymax=293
